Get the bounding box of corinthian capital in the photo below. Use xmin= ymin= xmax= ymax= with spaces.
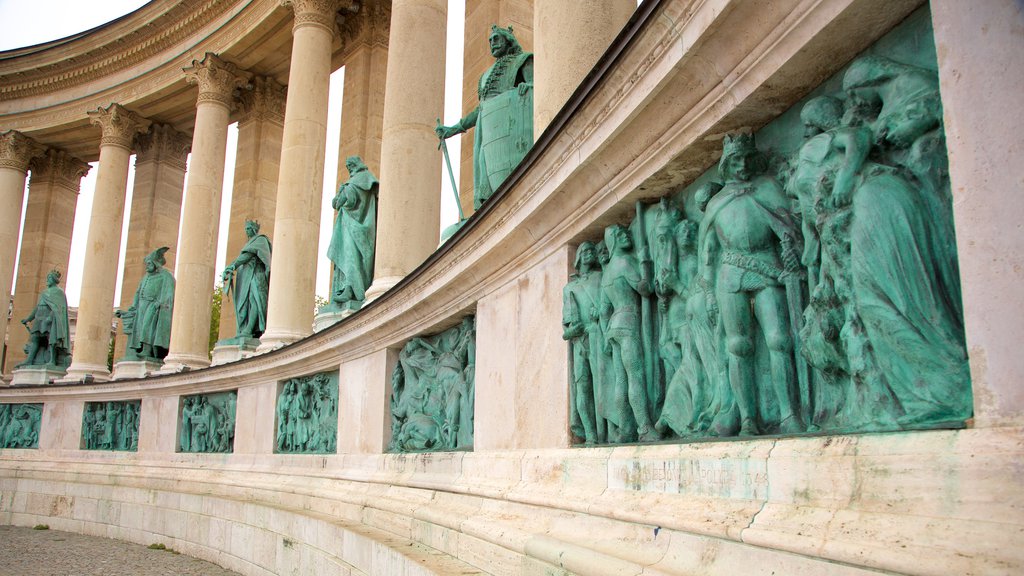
xmin=283 ymin=0 xmax=358 ymax=34
xmin=239 ymin=76 xmax=287 ymax=125
xmin=135 ymin=124 xmax=192 ymax=169
xmin=0 ymin=130 xmax=45 ymax=172
xmin=29 ymin=149 xmax=91 ymax=192
xmin=184 ymin=53 xmax=253 ymax=109
xmin=87 ymin=104 xmax=152 ymax=150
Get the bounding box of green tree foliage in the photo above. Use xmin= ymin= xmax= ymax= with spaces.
xmin=209 ymin=284 xmax=223 ymax=354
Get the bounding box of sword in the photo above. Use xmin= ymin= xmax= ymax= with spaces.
xmin=437 ymin=118 xmax=465 ymax=222
xmin=781 ymin=234 xmax=811 ymax=426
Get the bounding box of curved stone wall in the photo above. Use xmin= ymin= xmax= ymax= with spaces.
xmin=2 ymin=0 xmax=1023 ymax=575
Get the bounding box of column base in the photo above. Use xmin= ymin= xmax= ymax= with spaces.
xmin=211 ymin=338 xmax=261 ymax=366
xmin=364 ymin=275 xmax=404 ymax=304
xmin=257 ymin=327 xmax=310 ymax=353
xmin=157 ymin=352 xmax=211 ymax=374
xmin=59 ymin=362 xmax=111 ymax=383
xmin=10 ymin=366 xmax=67 ymax=386
xmin=313 ymin=308 xmax=356 ymax=332
xmin=112 ymin=359 xmax=164 ymax=380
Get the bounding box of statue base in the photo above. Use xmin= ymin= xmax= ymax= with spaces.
xmin=211 ymin=338 xmax=261 ymax=366
xmin=112 ymin=360 xmax=164 ymax=380
xmin=439 ymin=218 xmax=468 ymax=245
xmin=10 ymin=366 xmax=67 ymax=386
xmin=313 ymin=308 xmax=356 ymax=332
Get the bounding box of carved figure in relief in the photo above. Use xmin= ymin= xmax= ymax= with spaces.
xmin=18 ymin=269 xmax=71 ymax=368
xmin=436 ymin=26 xmax=533 ymax=208
xmin=0 ymin=404 xmax=42 ymax=449
xmin=180 ymin=396 xmax=196 ymax=452
xmin=562 ymin=241 xmax=605 ymax=444
xmin=223 ymin=220 xmax=272 ymax=341
xmin=81 ymin=401 xmax=139 ymax=451
xmin=326 ymin=156 xmax=378 ymax=312
xmin=698 ymin=134 xmax=804 ymax=436
xmin=275 ymin=374 xmax=337 ymax=454
xmin=599 ymin=224 xmax=658 ymax=443
xmin=117 ymin=247 xmax=175 ymax=362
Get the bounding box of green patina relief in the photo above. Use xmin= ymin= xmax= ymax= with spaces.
xmin=179 ymin=391 xmax=237 ymax=453
xmin=221 ymin=220 xmax=271 ymax=344
xmin=17 ymin=270 xmax=71 ymax=370
xmin=275 ymin=372 xmax=338 ymax=454
xmin=563 ymin=8 xmax=970 ymax=445
xmin=437 ymin=25 xmax=533 ymax=210
xmin=116 ymin=247 xmax=175 ymax=363
xmin=325 ymin=156 xmax=378 ymax=312
xmin=82 ymin=401 xmax=141 ymax=451
xmin=0 ymin=404 xmax=43 ymax=449
xmin=389 ymin=316 xmax=476 ymax=453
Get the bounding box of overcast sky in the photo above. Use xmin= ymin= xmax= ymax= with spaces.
xmin=2 ymin=0 xmax=464 ymax=307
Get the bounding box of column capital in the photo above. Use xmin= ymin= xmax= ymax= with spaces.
xmin=238 ymin=76 xmax=287 ymax=125
xmin=0 ymin=130 xmax=45 ymax=172
xmin=29 ymin=149 xmax=91 ymax=192
xmin=87 ymin=104 xmax=152 ymax=150
xmin=183 ymin=53 xmax=253 ymax=109
xmin=340 ymin=0 xmax=390 ymax=49
xmin=135 ymin=124 xmax=192 ymax=169
xmin=282 ymin=0 xmax=357 ymax=34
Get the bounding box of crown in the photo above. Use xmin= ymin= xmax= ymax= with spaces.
xmin=722 ymin=132 xmax=757 ymax=158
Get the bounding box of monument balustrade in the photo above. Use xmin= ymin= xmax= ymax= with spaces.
xmin=1 ymin=1 xmax=1021 ymax=575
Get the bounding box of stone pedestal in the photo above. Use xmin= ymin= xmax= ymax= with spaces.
xmin=313 ymin=308 xmax=355 ymax=332
xmin=10 ymin=366 xmax=66 ymax=386
xmin=112 ymin=360 xmax=164 ymax=380
xmin=211 ymin=338 xmax=261 ymax=366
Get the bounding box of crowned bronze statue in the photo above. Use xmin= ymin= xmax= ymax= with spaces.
xmin=436 ymin=25 xmax=533 ymax=209
xmin=222 ymin=219 xmax=272 ymax=341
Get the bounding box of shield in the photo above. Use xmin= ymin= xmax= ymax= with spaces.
xmin=478 ymin=86 xmax=534 ymax=193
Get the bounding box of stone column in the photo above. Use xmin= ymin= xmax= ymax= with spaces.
xmin=532 ymin=0 xmax=634 ymax=137
xmin=459 ymin=0 xmax=534 ymax=214
xmin=0 ymin=131 xmax=44 ymax=378
xmin=217 ymin=76 xmax=285 ymax=342
xmin=259 ymin=0 xmax=344 ymax=350
xmin=931 ymin=0 xmax=1024 ymax=427
xmin=364 ymin=0 xmax=447 ymax=301
xmin=162 ymin=53 xmax=251 ymax=371
xmin=5 ymin=150 xmax=89 ymax=372
xmin=336 ymin=2 xmax=389 ymax=179
xmin=65 ymin=104 xmax=150 ymax=382
xmin=113 ymin=125 xmax=190 ymax=362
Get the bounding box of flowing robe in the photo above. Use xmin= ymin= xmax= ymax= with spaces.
xmin=231 ymin=233 xmax=271 ymax=337
xmin=127 ymin=268 xmax=175 ymax=355
xmin=327 ymin=168 xmax=378 ymax=306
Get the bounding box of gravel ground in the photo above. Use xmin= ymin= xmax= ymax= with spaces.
xmin=0 ymin=526 xmax=243 ymax=576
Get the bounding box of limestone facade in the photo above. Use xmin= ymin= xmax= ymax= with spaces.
xmin=1 ymin=1 xmax=1022 ymax=575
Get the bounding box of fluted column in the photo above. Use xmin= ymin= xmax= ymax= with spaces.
xmin=0 ymin=131 xmax=44 ymax=378
xmin=460 ymin=0 xmax=534 ymax=214
xmin=260 ymin=0 xmax=345 ymax=350
xmin=163 ymin=53 xmax=251 ymax=371
xmin=5 ymin=150 xmax=89 ymax=373
xmin=532 ymin=0 xmax=634 ymax=137
xmin=364 ymin=0 xmax=447 ymax=301
xmin=218 ymin=76 xmax=285 ymax=341
xmin=113 ymin=125 xmax=191 ymax=361
xmin=64 ymin=105 xmax=150 ymax=382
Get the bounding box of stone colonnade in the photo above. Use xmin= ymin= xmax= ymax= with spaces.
xmin=2 ymin=1 xmax=639 ymax=381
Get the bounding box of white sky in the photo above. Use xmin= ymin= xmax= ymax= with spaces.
xmin=2 ymin=0 xmax=465 ymax=306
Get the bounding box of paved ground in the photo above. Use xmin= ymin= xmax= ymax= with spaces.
xmin=0 ymin=526 xmax=243 ymax=576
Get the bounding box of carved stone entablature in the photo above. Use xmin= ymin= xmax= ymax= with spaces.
xmin=183 ymin=53 xmax=253 ymax=109
xmin=283 ymin=0 xmax=359 ymax=35
xmin=238 ymin=76 xmax=287 ymax=125
xmin=134 ymin=124 xmax=192 ymax=170
xmin=29 ymin=149 xmax=91 ymax=192
xmin=0 ymin=130 xmax=45 ymax=172
xmin=337 ymin=0 xmax=390 ymax=52
xmin=87 ymin=104 xmax=152 ymax=151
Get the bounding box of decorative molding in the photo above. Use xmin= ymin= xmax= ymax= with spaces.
xmin=238 ymin=76 xmax=287 ymax=125
xmin=28 ymin=149 xmax=91 ymax=191
xmin=0 ymin=0 xmax=240 ymax=102
xmin=283 ymin=0 xmax=358 ymax=34
xmin=87 ymin=104 xmax=152 ymax=150
xmin=0 ymin=130 xmax=45 ymax=172
xmin=134 ymin=124 xmax=192 ymax=170
xmin=183 ymin=53 xmax=252 ymax=109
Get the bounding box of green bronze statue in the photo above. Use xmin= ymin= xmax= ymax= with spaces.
xmin=223 ymin=220 xmax=272 ymax=340
xmin=82 ymin=401 xmax=140 ymax=451
xmin=325 ymin=156 xmax=378 ymax=311
xmin=275 ymin=373 xmax=337 ymax=454
xmin=562 ymin=242 xmax=605 ymax=445
xmin=117 ymin=247 xmax=175 ymax=362
xmin=436 ymin=25 xmax=533 ymax=209
xmin=18 ymin=269 xmax=71 ymax=369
